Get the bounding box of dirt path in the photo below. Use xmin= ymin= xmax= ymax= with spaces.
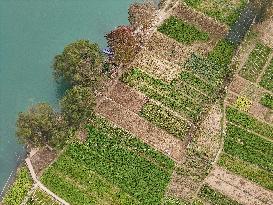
xmin=96 ymin=97 xmax=185 ymax=163
xmin=205 ymin=166 xmax=273 ymax=205
xmin=25 ymin=158 xmax=69 ymax=205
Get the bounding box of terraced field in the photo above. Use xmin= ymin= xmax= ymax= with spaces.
xmin=41 ymin=117 xmax=174 ymax=205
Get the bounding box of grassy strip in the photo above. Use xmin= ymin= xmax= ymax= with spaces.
xmin=2 ymin=166 xmax=33 ymax=205
xmin=140 ymin=102 xmax=190 ymax=140
xmin=226 ymin=106 xmax=273 ymax=140
xmin=259 ymin=58 xmax=273 ymax=92
xmin=158 ymin=16 xmax=209 ymax=44
xmin=224 ymin=124 xmax=273 ymax=172
xmin=121 ymin=68 xmax=206 ymax=121
xmin=239 ymin=43 xmax=272 ymax=82
xmin=198 ymin=184 xmax=242 ymax=205
xmin=218 ymin=153 xmax=273 ymax=191
xmin=90 ymin=116 xmax=174 ymax=171
xmin=26 ymin=189 xmax=60 ymax=205
xmin=260 ymin=93 xmax=273 ymax=110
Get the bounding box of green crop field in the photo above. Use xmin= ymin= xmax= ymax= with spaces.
xmin=239 ymin=43 xmax=272 ymax=82
xmin=26 ymin=189 xmax=60 ymax=205
xmin=158 ymin=16 xmax=209 ymax=44
xmin=259 ymin=58 xmax=273 ymax=92
xmin=41 ymin=117 xmax=174 ymax=205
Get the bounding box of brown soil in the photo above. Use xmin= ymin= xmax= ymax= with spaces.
xmin=225 ymin=91 xmax=238 ymax=106
xmin=206 ymin=166 xmax=273 ymax=205
xmin=259 ymin=19 xmax=273 ymax=49
xmin=249 ymin=102 xmax=272 ymax=124
xmin=229 ymin=76 xmax=250 ymax=94
xmin=30 ymin=147 xmax=57 ymax=177
xmin=95 ymin=97 xmax=185 ymax=163
xmin=108 ymin=81 xmax=148 ymax=113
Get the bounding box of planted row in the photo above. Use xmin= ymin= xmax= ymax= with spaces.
xmin=218 ymin=153 xmax=273 ymax=190
xmin=90 ymin=116 xmax=174 ymax=171
xmin=259 ymin=58 xmax=273 ymax=92
xmin=42 ymin=124 xmax=173 ymax=205
xmin=198 ymin=184 xmax=241 ymax=205
xmin=226 ymin=106 xmax=273 ymax=140
xmin=224 ymin=124 xmax=273 ymax=172
xmin=121 ymin=68 xmax=207 ymax=121
xmin=185 ymin=40 xmax=235 ymax=87
xmin=140 ymin=102 xmax=191 ymax=140
xmin=260 ymin=93 xmax=273 ymax=110
xmin=158 ymin=16 xmax=209 ymax=44
xmin=239 ymin=43 xmax=272 ymax=82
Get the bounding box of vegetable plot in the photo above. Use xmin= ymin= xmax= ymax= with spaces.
xmin=41 ymin=118 xmax=174 ymax=205
xmin=259 ymin=58 xmax=273 ymax=92
xmin=158 ymin=16 xmax=209 ymax=44
xmin=260 ymin=93 xmax=273 ymax=110
xmin=239 ymin=43 xmax=272 ymax=82
xmin=26 ymin=189 xmax=60 ymax=205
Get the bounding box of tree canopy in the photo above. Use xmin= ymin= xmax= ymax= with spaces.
xmin=16 ymin=103 xmax=67 ymax=148
xmin=60 ymin=86 xmax=96 ymax=127
xmin=53 ymin=40 xmax=104 ymax=89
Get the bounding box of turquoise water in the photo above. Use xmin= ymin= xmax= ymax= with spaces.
xmin=0 ymin=0 xmax=138 ymax=194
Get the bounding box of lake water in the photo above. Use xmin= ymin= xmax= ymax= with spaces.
xmin=0 ymin=0 xmax=139 ymax=195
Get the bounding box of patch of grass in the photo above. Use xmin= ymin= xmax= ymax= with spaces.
xmin=260 ymin=93 xmax=273 ymax=110
xmin=198 ymin=184 xmax=242 ymax=205
xmin=141 ymin=102 xmax=191 ymax=140
xmin=158 ymin=16 xmax=209 ymax=44
xmin=226 ymin=106 xmax=273 ymax=140
xmin=2 ymin=166 xmax=33 ymax=205
xmin=41 ymin=120 xmax=174 ymax=205
xmin=218 ymin=153 xmax=273 ymax=191
xmin=259 ymin=58 xmax=273 ymax=92
xmin=239 ymin=43 xmax=272 ymax=82
xmin=26 ymin=189 xmax=60 ymax=205
xmin=224 ymin=124 xmax=273 ymax=172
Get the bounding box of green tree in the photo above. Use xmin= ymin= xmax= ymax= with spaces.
xmin=16 ymin=103 xmax=67 ymax=148
xmin=60 ymin=86 xmax=96 ymax=127
xmin=53 ymin=40 xmax=104 ymax=89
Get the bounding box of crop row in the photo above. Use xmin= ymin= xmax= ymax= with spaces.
xmin=239 ymin=43 xmax=272 ymax=82
xmin=90 ymin=116 xmax=174 ymax=171
xmin=184 ymin=0 xmax=247 ymax=26
xmin=2 ymin=166 xmax=33 ymax=205
xmin=44 ymin=155 xmax=137 ymax=205
xmin=158 ymin=16 xmax=209 ymax=44
xmin=224 ymin=123 xmax=273 ymax=173
xmin=121 ymin=68 xmax=208 ymax=121
xmin=140 ymin=102 xmax=191 ymax=140
xmin=26 ymin=189 xmax=60 ymax=205
xmin=259 ymin=58 xmax=273 ymax=92
xmin=198 ymin=184 xmax=241 ymax=205
xmin=218 ymin=153 xmax=273 ymax=190
xmin=260 ymin=93 xmax=273 ymax=110
xmin=185 ymin=40 xmax=235 ymax=86
xmin=42 ymin=124 xmax=173 ymax=205
xmin=226 ymin=106 xmax=273 ymax=140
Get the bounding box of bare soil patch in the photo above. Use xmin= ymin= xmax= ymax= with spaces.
xmin=249 ymin=102 xmax=272 ymax=124
xmin=96 ymin=97 xmax=185 ymax=162
xmin=30 ymin=147 xmax=57 ymax=177
xmin=259 ymin=19 xmax=273 ymax=49
xmin=229 ymin=75 xmax=251 ymax=94
xmin=166 ymin=104 xmax=223 ymax=201
xmin=206 ymin=166 xmax=273 ymax=205
xmin=108 ymin=81 xmax=148 ymax=113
